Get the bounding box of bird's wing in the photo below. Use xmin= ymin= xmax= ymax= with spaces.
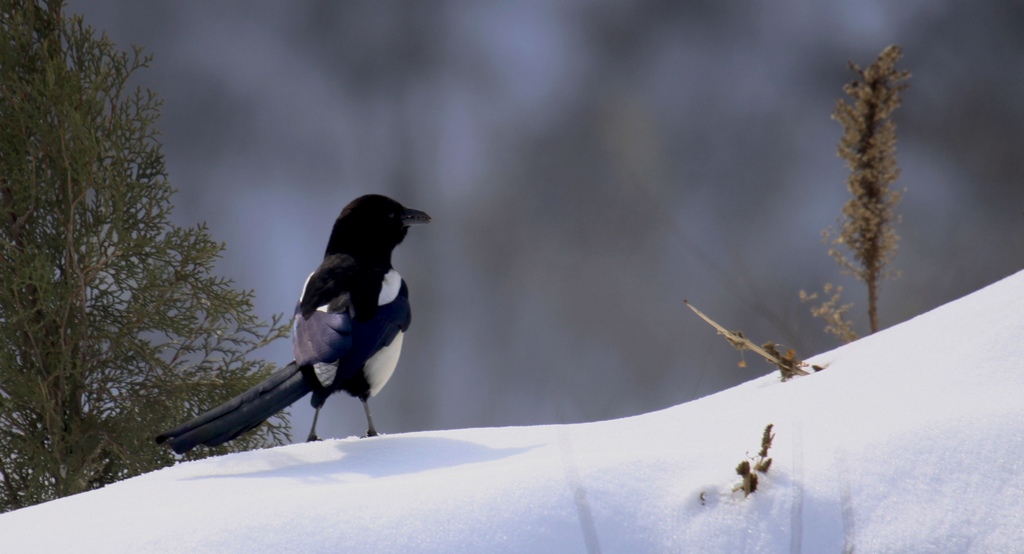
xmin=298 ymin=254 xmax=356 ymax=318
xmin=292 ymin=307 xmax=352 ymax=368
xmin=335 ymin=281 xmax=411 ymax=378
xmin=293 ymin=254 xmax=360 ymax=367
xmin=299 ymin=253 xmax=387 ymax=321
xmin=292 ymin=254 xmax=398 ymax=369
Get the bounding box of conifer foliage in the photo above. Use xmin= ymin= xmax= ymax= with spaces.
xmin=0 ymin=0 xmax=289 ymax=512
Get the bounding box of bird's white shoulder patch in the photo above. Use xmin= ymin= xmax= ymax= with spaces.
xmin=301 ymin=269 xmax=400 ymax=312
xmin=378 ymin=269 xmax=402 ymax=305
xmin=299 ymin=272 xmax=315 ymax=305
xmin=299 ymin=271 xmax=330 ymax=313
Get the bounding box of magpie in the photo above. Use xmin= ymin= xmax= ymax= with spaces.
xmin=156 ymin=194 xmax=430 ymax=454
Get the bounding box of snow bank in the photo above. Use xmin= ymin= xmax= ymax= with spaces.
xmin=3 ymin=271 xmax=1023 ymax=553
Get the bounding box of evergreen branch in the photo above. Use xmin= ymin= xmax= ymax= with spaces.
xmin=0 ymin=1 xmax=289 ymax=510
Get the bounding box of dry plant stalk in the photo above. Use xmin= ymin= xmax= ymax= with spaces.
xmin=823 ymin=44 xmax=910 ymax=335
xmin=684 ymin=300 xmax=812 ymax=380
xmin=799 ymin=284 xmax=859 ymax=344
xmin=735 ymin=423 xmax=775 ymax=497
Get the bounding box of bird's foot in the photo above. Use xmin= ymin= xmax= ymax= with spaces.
xmin=362 ymin=428 xmax=379 ymax=438
xmin=306 ymin=433 xmax=322 ymax=442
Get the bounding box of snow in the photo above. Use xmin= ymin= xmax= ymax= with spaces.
xmin=3 ymin=271 xmax=1024 ymax=553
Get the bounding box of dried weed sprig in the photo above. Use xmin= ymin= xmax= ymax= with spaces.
xmin=735 ymin=424 xmax=775 ymax=497
xmin=684 ymin=300 xmax=816 ymax=380
xmin=799 ymin=284 xmax=859 ymax=344
xmin=823 ymin=44 xmax=910 ymax=335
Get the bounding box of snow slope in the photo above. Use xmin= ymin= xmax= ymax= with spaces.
xmin=3 ymin=271 xmax=1024 ymax=553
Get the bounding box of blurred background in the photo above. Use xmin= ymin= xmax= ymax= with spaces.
xmin=65 ymin=1 xmax=1024 ymax=440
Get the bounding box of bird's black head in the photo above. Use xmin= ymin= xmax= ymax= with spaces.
xmin=325 ymin=194 xmax=431 ymax=263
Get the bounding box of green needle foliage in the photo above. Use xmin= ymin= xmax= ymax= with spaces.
xmin=0 ymin=0 xmax=290 ymax=512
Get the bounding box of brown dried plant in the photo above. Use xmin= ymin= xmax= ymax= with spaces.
xmin=734 ymin=424 xmax=774 ymax=497
xmin=813 ymin=45 xmax=910 ymax=337
xmin=684 ymin=301 xmax=816 ymax=381
xmin=799 ymin=284 xmax=859 ymax=344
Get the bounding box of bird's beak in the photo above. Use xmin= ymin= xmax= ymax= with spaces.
xmin=401 ymin=207 xmax=431 ymax=226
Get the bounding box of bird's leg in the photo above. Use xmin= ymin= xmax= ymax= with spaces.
xmin=307 ymin=406 xmax=322 ymax=442
xmin=361 ymin=397 xmax=378 ymax=437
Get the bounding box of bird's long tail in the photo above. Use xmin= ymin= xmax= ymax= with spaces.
xmin=156 ymin=362 xmax=313 ymax=454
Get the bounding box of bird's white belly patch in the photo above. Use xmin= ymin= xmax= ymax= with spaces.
xmin=364 ymin=331 xmax=403 ymax=397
